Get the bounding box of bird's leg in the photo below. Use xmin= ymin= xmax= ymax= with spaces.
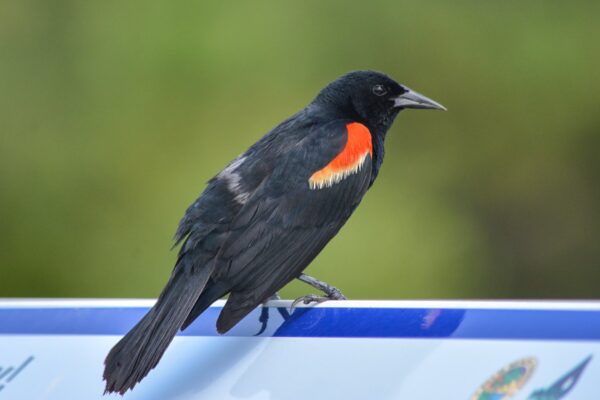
xmin=297 ymin=274 xmax=346 ymax=299
xmin=255 ymin=292 xmax=281 ymax=336
xmin=291 ymin=273 xmax=346 ymax=311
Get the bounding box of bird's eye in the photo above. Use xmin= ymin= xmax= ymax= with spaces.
xmin=372 ymin=84 xmax=388 ymax=96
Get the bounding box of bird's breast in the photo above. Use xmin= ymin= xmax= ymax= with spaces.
xmin=309 ymin=122 xmax=373 ymax=190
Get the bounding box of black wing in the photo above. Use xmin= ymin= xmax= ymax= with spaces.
xmin=213 ymin=119 xmax=373 ymax=333
xmin=103 ymin=115 xmax=373 ymax=393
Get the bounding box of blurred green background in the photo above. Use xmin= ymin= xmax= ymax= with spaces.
xmin=1 ymin=1 xmax=599 ymax=300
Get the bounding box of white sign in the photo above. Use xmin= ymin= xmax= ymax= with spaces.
xmin=1 ymin=300 xmax=599 ymax=399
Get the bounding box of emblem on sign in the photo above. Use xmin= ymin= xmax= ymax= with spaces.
xmin=471 ymin=357 xmax=537 ymax=400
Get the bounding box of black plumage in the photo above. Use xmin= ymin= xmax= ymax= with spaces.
xmin=103 ymin=70 xmax=445 ymax=394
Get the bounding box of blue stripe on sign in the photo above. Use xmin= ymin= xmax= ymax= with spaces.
xmin=0 ymin=306 xmax=599 ymax=340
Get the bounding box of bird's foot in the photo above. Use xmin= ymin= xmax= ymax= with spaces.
xmin=295 ymin=273 xmax=347 ymax=299
xmin=290 ymin=294 xmax=327 ymax=313
xmin=290 ymin=290 xmax=346 ymax=313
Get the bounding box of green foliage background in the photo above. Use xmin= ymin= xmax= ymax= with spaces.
xmin=1 ymin=1 xmax=599 ymax=300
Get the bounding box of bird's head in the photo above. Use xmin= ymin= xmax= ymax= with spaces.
xmin=313 ymin=70 xmax=446 ymax=134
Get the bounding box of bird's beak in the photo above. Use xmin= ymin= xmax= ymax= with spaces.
xmin=393 ymin=87 xmax=447 ymax=111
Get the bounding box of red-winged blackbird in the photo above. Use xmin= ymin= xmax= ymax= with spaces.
xmin=103 ymin=70 xmax=445 ymax=394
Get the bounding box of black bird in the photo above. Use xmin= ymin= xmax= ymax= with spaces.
xmin=103 ymin=70 xmax=445 ymax=394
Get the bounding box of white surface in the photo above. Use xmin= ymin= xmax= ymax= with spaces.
xmin=1 ymin=298 xmax=600 ymax=310
xmin=0 ymin=335 xmax=597 ymax=400
xmin=1 ymin=300 xmax=598 ymax=399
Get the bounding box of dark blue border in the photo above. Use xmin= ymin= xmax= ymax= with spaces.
xmin=1 ymin=306 xmax=599 ymax=341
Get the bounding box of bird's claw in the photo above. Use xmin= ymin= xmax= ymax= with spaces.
xmin=290 ymin=291 xmax=346 ymax=313
xmin=290 ymin=294 xmax=324 ymax=313
xmin=327 ymin=287 xmax=347 ymax=301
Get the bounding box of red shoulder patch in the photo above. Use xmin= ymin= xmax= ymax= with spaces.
xmin=309 ymin=122 xmax=373 ymax=190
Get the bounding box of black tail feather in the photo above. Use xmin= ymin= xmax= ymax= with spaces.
xmin=216 ymin=291 xmax=261 ymax=334
xmin=103 ymin=258 xmax=214 ymax=395
xmin=181 ymin=280 xmax=230 ymax=330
